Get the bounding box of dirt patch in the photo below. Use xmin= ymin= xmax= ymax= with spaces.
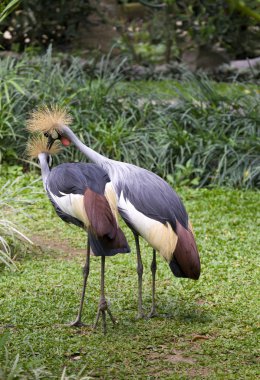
xmin=30 ymin=234 xmax=88 ymax=259
xmin=196 ymin=299 xmax=206 ymax=305
xmin=187 ymin=366 xmax=212 ymax=378
xmin=166 ymin=351 xmax=195 ymax=364
xmin=148 ymin=349 xmax=195 ymax=364
xmin=148 ymin=349 xmax=211 ymax=379
xmin=147 ymin=367 xmax=181 ymax=379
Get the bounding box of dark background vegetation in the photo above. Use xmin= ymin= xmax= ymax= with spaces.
xmin=1 ymin=0 xmax=260 ymax=62
xmin=1 ymin=0 xmax=259 ymax=188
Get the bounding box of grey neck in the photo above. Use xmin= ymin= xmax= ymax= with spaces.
xmin=38 ymin=153 xmax=50 ymax=191
xmin=62 ymin=125 xmax=108 ymax=165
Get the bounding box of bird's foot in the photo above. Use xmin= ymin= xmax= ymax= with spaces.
xmin=93 ymin=297 xmax=117 ymax=334
xmin=68 ymin=319 xmax=90 ymax=328
xmin=147 ymin=308 xmax=157 ymax=318
xmin=135 ymin=310 xmax=146 ymax=319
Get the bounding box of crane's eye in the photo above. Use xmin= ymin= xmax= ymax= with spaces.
xmin=51 ymin=130 xmax=59 ymax=139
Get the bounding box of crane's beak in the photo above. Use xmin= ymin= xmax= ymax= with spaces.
xmin=47 ymin=135 xmax=55 ymax=150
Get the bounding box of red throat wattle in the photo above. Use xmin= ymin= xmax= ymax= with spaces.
xmin=61 ymin=137 xmax=71 ymax=146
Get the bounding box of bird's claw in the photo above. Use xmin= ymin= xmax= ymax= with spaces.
xmin=93 ymin=298 xmax=116 ymax=334
xmin=147 ymin=309 xmax=158 ymax=318
xmin=68 ymin=319 xmax=90 ymax=328
xmin=135 ymin=311 xmax=146 ymax=319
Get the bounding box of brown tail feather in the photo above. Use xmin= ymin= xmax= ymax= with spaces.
xmin=169 ymin=220 xmax=200 ymax=280
xmin=89 ymin=230 xmax=130 ymax=256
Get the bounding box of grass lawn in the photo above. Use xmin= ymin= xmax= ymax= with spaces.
xmin=0 ymin=171 xmax=259 ymax=379
xmin=114 ymin=80 xmax=260 ymax=101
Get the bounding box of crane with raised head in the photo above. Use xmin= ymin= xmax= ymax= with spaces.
xmin=27 ymin=135 xmax=130 ymax=333
xmin=27 ymin=107 xmax=201 ymax=318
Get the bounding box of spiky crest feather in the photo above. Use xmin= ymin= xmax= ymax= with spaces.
xmin=26 ymin=105 xmax=72 ymax=134
xmin=27 ymin=135 xmax=61 ymax=159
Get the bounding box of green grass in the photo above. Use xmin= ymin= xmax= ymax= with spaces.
xmin=114 ymin=80 xmax=260 ymax=101
xmin=0 ymin=171 xmax=259 ymax=379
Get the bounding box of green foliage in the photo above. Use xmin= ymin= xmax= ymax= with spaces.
xmin=0 ymin=56 xmax=28 ymax=162
xmin=0 ymin=51 xmax=259 ymax=188
xmin=0 ymin=175 xmax=259 ymax=378
xmin=1 ymin=0 xmax=259 ymax=61
xmin=151 ymin=77 xmax=260 ymax=188
xmin=118 ymin=0 xmax=260 ymax=63
xmin=0 ymin=174 xmax=35 ymax=270
xmin=226 ymin=0 xmax=260 ymax=22
xmin=0 ymin=0 xmax=93 ymax=51
xmin=0 ymin=0 xmax=20 ymax=24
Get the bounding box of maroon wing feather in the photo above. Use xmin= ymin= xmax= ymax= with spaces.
xmin=84 ymin=188 xmax=117 ymax=238
xmin=84 ymin=188 xmax=130 ymax=255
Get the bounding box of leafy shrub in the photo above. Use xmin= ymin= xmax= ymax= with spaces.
xmin=0 ymin=0 xmax=20 ymax=24
xmin=0 ymin=177 xmax=34 ymax=270
xmin=116 ymin=0 xmax=260 ymax=64
xmin=0 ymin=50 xmax=259 ymax=188
xmin=1 ymin=0 xmax=259 ymax=62
xmin=0 ymin=0 xmax=93 ymax=51
xmin=152 ymin=78 xmax=260 ymax=188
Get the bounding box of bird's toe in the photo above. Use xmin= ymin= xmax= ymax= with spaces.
xmin=147 ymin=309 xmax=158 ymax=318
xmin=68 ymin=320 xmax=90 ymax=328
xmin=135 ymin=311 xmax=146 ymax=320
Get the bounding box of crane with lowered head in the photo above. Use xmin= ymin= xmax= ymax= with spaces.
xmin=27 ymin=106 xmax=201 ymax=318
xmin=27 ymin=135 xmax=130 ymax=333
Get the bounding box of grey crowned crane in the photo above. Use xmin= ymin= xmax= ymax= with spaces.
xmin=27 ymin=107 xmax=201 ymax=318
xmin=27 ymin=136 xmax=130 ymax=333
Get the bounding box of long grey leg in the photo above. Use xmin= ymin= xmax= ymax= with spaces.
xmin=148 ymin=249 xmax=157 ymax=318
xmin=93 ymin=256 xmax=116 ymax=334
xmin=70 ymin=236 xmax=90 ymax=327
xmin=134 ymin=234 xmax=145 ymax=318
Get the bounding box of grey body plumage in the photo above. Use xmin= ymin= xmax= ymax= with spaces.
xmin=36 ymin=151 xmax=130 ymax=330
xmin=48 ymin=125 xmax=201 ymax=279
xmin=101 ymin=159 xmax=188 ymax=230
xmin=100 ymin=159 xmax=200 ymax=282
xmin=46 ymin=162 xmax=130 ymax=256
xmin=29 ymin=108 xmax=201 ymax=319
xmin=48 ymin=162 xmax=110 ymax=197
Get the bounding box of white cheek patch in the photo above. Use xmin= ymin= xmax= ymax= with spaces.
xmin=49 ymin=190 xmax=89 ymax=226
xmin=119 ymin=192 xmax=178 ymax=262
xmin=51 ymin=130 xmax=59 ymax=139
